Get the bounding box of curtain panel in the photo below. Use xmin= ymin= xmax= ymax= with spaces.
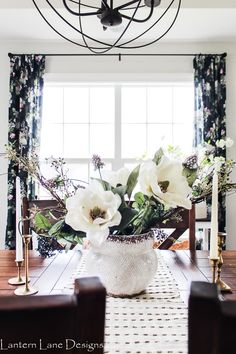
xmin=6 ymin=54 xmax=45 ymax=249
xmin=193 ymin=53 xmax=226 ymax=232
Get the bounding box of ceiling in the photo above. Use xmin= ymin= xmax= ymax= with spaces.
xmin=0 ymin=0 xmax=236 ymax=44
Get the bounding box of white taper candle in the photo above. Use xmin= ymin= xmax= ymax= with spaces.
xmin=15 ymin=176 xmax=23 ymax=262
xmin=210 ymin=170 xmax=218 ymax=259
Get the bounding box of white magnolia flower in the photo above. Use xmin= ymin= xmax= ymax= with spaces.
xmin=102 ymin=167 xmax=130 ymax=187
xmin=65 ymin=181 xmax=122 ymax=245
xmin=138 ymin=157 xmax=192 ymax=209
xmin=214 ymin=156 xmax=225 ymax=172
xmin=216 ymin=139 xmax=226 ymax=149
xmin=216 ymin=137 xmax=234 ymax=149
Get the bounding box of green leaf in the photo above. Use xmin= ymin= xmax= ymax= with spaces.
xmin=126 ymin=164 xmax=140 ymax=199
xmin=182 ymin=167 xmax=197 ymax=187
xmin=90 ymin=177 xmax=111 ymax=191
xmin=48 ymin=219 xmax=64 ymax=237
xmin=112 ymin=185 xmax=127 ymax=198
xmin=116 ymin=207 xmax=138 ymax=232
xmin=34 ymin=213 xmax=52 ymax=232
xmin=134 ymin=192 xmax=145 ymax=206
xmin=152 ymin=148 xmax=164 ymax=165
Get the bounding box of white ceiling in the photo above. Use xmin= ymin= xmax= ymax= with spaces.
xmin=0 ymin=1 xmax=236 ymax=44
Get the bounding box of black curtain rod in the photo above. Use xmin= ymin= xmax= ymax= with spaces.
xmin=8 ymin=52 xmax=227 ymax=58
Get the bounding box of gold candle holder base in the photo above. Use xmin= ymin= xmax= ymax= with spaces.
xmin=217 ymin=232 xmax=232 ymax=293
xmin=210 ymin=258 xmax=218 ymax=283
xmin=14 ymin=235 xmax=38 ymax=297
xmin=14 ymin=285 xmax=38 ymax=296
xmin=216 ymin=278 xmax=232 ymax=293
xmin=8 ymin=260 xmax=26 ymax=285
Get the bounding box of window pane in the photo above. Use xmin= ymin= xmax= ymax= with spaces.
xmin=90 ymin=124 xmax=114 ymax=158
xmin=89 ymin=162 xmax=112 ymax=179
xmin=122 ymin=87 xmax=146 ymax=123
xmin=42 ymin=87 xmax=63 ymax=124
xmin=90 ymin=87 xmax=115 ymax=123
xmin=64 ymin=124 xmax=89 ymax=158
xmin=147 ymin=124 xmax=173 ymax=156
xmin=147 ymin=87 xmax=172 ymax=123
xmin=173 ymin=124 xmax=193 ymax=154
xmin=37 ymin=162 xmax=59 ymax=198
xmin=173 ymin=86 xmax=194 ymax=123
xmin=66 ymin=163 xmax=89 ymax=184
xmin=40 ymin=162 xmax=58 ymax=179
xmin=64 ymin=87 xmax=89 ymax=123
xmin=122 ymin=124 xmax=146 ymax=158
xmin=40 ymin=124 xmax=63 ymax=157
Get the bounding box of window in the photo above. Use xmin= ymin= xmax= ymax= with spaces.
xmin=40 ymin=81 xmax=194 ymax=186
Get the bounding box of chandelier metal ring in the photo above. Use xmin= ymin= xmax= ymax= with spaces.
xmin=32 ymin=0 xmax=182 ymax=53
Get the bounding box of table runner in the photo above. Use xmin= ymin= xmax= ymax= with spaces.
xmin=64 ymin=250 xmax=188 ymax=354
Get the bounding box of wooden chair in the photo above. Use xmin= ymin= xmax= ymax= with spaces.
xmin=189 ymin=281 xmax=236 ymax=354
xmin=21 ymin=197 xmax=63 ymax=235
xmin=23 ymin=198 xmax=196 ymax=251
xmin=157 ymin=204 xmax=196 ymax=251
xmin=0 ymin=277 xmax=106 ymax=354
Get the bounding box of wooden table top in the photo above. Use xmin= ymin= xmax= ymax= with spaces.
xmin=1 ymin=249 xmax=236 ymax=302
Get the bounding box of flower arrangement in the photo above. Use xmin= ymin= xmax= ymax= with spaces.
xmin=6 ymin=139 xmax=236 ymax=255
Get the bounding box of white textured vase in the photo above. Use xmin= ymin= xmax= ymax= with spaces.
xmin=85 ymin=232 xmax=157 ymax=297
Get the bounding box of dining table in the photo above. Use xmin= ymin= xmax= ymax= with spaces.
xmin=1 ymin=249 xmax=236 ymax=354
xmin=1 ymin=249 xmax=236 ymax=300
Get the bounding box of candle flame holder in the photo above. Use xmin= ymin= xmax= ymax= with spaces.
xmin=14 ymin=235 xmax=38 ymax=296
xmin=216 ymin=232 xmax=232 ymax=293
xmin=8 ymin=260 xmax=26 ymax=285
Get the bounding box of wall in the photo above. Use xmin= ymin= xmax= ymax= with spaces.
xmin=1 ymin=40 xmax=236 ymax=249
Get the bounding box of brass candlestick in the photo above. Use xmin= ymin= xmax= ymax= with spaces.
xmin=14 ymin=235 xmax=38 ymax=296
xmin=210 ymin=258 xmax=218 ymax=283
xmin=8 ymin=260 xmax=26 ymax=285
xmin=216 ymin=232 xmax=232 ymax=293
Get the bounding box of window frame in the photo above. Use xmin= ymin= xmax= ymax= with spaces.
xmin=40 ymin=74 xmax=194 ymax=178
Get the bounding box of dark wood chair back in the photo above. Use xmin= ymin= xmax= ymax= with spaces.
xmin=157 ymin=205 xmax=196 ymax=251
xmin=22 ymin=197 xmax=63 ymax=235
xmin=22 ymin=198 xmax=196 ymax=251
xmin=0 ymin=277 xmax=106 ymax=354
xmin=189 ymin=281 xmax=236 ymax=354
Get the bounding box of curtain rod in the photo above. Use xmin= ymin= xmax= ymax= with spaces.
xmin=8 ymin=52 xmax=227 ymax=60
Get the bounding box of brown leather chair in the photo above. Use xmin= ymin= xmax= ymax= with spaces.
xmin=0 ymin=277 xmax=106 ymax=354
xmin=157 ymin=204 xmax=196 ymax=251
xmin=189 ymin=281 xmax=236 ymax=354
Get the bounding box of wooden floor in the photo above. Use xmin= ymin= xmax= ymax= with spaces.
xmin=1 ymin=250 xmax=236 ymax=303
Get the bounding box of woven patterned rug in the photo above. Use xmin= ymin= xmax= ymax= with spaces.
xmin=64 ymin=250 xmax=188 ymax=354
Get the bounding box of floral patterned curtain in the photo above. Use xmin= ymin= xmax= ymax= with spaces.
xmin=193 ymin=53 xmax=227 ymax=232
xmin=5 ymin=54 xmax=45 ymax=249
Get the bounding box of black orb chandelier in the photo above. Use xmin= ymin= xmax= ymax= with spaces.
xmin=32 ymin=0 xmax=182 ymax=53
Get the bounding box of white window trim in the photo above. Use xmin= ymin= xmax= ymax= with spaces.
xmin=41 ymin=76 xmax=194 ymax=175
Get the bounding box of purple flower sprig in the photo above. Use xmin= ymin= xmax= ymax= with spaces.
xmin=92 ymin=154 xmax=105 ymax=171
xmin=91 ymin=154 xmax=106 ymax=189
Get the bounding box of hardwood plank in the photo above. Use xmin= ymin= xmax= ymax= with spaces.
xmin=0 ymin=250 xmax=40 ymax=259
xmin=33 ymin=251 xmax=75 ymax=295
xmin=0 ymin=266 xmax=46 ymax=277
xmin=0 ymin=258 xmax=54 ymax=267
xmin=53 ymin=250 xmax=82 ymax=292
xmin=161 ymin=250 xmax=208 ymax=292
xmin=0 ymin=290 xmax=17 ymax=296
